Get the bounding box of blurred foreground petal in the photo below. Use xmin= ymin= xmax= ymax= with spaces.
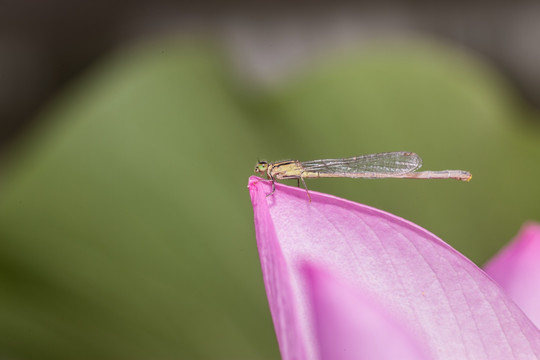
xmin=248 ymin=176 xmax=540 ymax=359
xmin=484 ymin=222 xmax=540 ymax=328
xmin=304 ymin=263 xmax=430 ymax=360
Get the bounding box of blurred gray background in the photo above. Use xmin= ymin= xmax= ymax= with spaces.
xmin=2 ymin=1 xmax=540 ymax=152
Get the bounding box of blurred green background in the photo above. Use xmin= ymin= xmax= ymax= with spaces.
xmin=1 ymin=5 xmax=540 ymax=359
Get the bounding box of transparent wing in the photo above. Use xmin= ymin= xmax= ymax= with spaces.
xmin=300 ymin=152 xmax=422 ymax=175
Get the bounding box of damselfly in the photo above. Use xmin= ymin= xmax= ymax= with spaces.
xmin=254 ymin=152 xmax=471 ymax=200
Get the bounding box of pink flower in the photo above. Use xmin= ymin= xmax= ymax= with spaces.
xmin=248 ymin=176 xmax=540 ymax=360
xmin=484 ymin=222 xmax=540 ymax=329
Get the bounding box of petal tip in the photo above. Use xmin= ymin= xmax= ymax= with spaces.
xmin=248 ymin=175 xmax=261 ymax=188
xmin=248 ymin=176 xmax=267 ymax=197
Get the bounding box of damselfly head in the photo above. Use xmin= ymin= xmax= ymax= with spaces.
xmin=255 ymin=161 xmax=268 ymax=173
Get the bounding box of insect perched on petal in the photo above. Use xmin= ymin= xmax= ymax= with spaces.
xmin=255 ymin=151 xmax=471 ymax=201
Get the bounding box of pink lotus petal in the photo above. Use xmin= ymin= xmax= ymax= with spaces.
xmin=248 ymin=176 xmax=540 ymax=360
xmin=303 ymin=262 xmax=430 ymax=360
xmin=484 ymin=222 xmax=540 ymax=328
